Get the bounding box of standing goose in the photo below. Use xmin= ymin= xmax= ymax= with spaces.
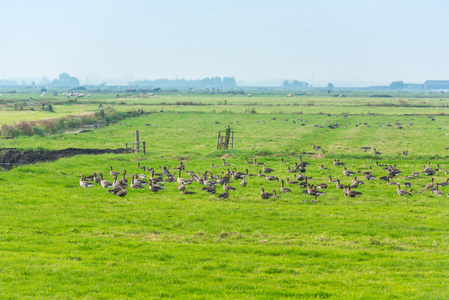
xmin=109 ymin=166 xmax=120 ymax=177
xmin=98 ymin=172 xmax=113 ymax=188
xmin=397 ymin=184 xmax=412 ymax=196
xmin=280 ymin=180 xmax=291 ymax=193
xmin=217 ymin=186 xmax=230 ymax=200
xmin=240 ymin=177 xmax=248 ymax=187
xmin=424 ymin=178 xmax=435 ymax=190
xmin=433 ymin=185 xmax=444 ymax=196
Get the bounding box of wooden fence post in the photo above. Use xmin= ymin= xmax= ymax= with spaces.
xmin=135 ymin=130 xmax=140 ymax=153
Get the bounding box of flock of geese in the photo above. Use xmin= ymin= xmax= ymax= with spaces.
xmin=79 ymin=148 xmax=449 ymax=203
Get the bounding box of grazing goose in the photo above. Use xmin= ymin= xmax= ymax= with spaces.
xmin=397 ymin=184 xmax=412 ymax=196
xmin=266 ymin=175 xmax=279 ymax=181
xmin=280 ymin=180 xmax=291 ymax=193
xmin=260 ymin=188 xmax=273 ymax=199
xmin=411 ymin=172 xmax=420 ymax=177
xmin=297 ymin=174 xmax=308 ymax=181
xmin=98 ymin=172 xmax=113 ymax=188
xmin=79 ymin=174 xmax=95 ymax=188
xmin=404 ymin=182 xmax=412 ymax=188
xmin=343 ymin=167 xmax=355 ymax=176
xmin=217 ymin=186 xmax=230 ymax=200
xmin=379 ymin=175 xmax=390 ymax=181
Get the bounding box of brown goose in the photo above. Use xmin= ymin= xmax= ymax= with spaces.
xmin=245 ymin=169 xmax=256 ymax=177
xmin=79 ymin=174 xmax=95 ymax=188
xmin=437 ymin=178 xmax=449 ymax=187
xmin=109 ymin=166 xmax=120 ymax=177
xmin=316 ymin=183 xmax=328 ymax=189
xmin=130 ymin=175 xmax=144 ymax=189
xmin=336 ymin=179 xmax=348 ymax=190
xmin=217 ymin=186 xmax=230 ymax=200
xmin=240 ymin=177 xmax=248 ymax=187
xmin=202 ymin=186 xmax=217 ymax=194
xmin=272 ymin=190 xmax=281 ymax=198
xmin=286 ymin=177 xmax=299 ymax=185
xmin=114 ymin=186 xmax=127 ymax=197
xmin=260 ymin=188 xmax=273 ymax=199
xmin=176 ymin=170 xmax=193 ymax=185
xmin=149 ymin=182 xmax=165 ymax=193
xmin=343 ymin=187 xmax=362 ymax=197
xmin=280 ymin=180 xmax=291 ymax=193
xmin=266 ymin=175 xmax=279 ymax=181
xmin=343 ymin=167 xmax=355 ymax=176
xmin=180 ymin=186 xmax=196 ymax=195
xmin=365 ymin=173 xmax=375 ymax=180
xmin=328 ymin=175 xmax=338 ymax=183
xmin=263 ymin=163 xmax=275 ymax=174
xmin=424 ymin=178 xmax=435 ymax=190
xmin=397 ymin=184 xmax=412 ymax=196
xmin=433 ymin=185 xmax=444 ymax=196
xmin=253 ymin=158 xmax=264 ymax=166
xmin=98 ymin=172 xmax=113 ymax=188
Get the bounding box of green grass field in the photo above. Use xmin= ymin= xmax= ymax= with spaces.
xmin=1 ymin=92 xmax=449 ymax=298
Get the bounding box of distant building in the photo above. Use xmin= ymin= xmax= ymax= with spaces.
xmin=423 ymin=80 xmax=449 ymax=89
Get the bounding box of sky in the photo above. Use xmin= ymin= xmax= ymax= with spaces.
xmin=1 ymin=0 xmax=448 ymax=86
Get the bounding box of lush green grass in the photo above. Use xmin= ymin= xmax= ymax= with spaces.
xmin=1 ymin=92 xmax=449 ymax=298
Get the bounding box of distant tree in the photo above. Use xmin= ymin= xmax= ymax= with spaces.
xmin=389 ymin=81 xmax=404 ymax=89
xmin=282 ymin=80 xmax=309 ymax=89
xmin=51 ymin=73 xmax=80 ymax=87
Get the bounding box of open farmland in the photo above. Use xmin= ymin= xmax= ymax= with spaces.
xmin=1 ymin=91 xmax=449 ymax=298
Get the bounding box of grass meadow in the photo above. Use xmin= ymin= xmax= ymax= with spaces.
xmin=1 ymin=91 xmax=449 ymax=298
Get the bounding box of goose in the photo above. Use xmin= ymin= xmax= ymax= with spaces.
xmin=112 ymin=175 xmax=124 ymax=189
xmin=257 ymin=170 xmax=265 ymax=177
xmin=280 ymin=180 xmax=291 ymax=193
xmin=121 ymin=170 xmax=129 ymax=184
xmin=92 ymin=172 xmax=101 ymax=184
xmin=386 ymin=177 xmax=399 ymax=186
xmin=272 ymin=190 xmax=281 ymax=198
xmin=379 ymin=175 xmax=390 ymax=181
xmin=244 ymin=157 xmax=251 ymax=164
xmin=343 ymin=167 xmax=355 ymax=176
xmin=211 ymin=163 xmax=220 ymax=169
xmin=316 ymin=183 xmax=328 ymax=189
xmin=373 ymin=148 xmax=382 ymax=155
xmin=131 ymin=174 xmax=148 ymax=185
xmin=328 ymin=175 xmax=338 ymax=183
xmin=365 ymin=173 xmax=376 ymax=180
xmin=411 ymin=172 xmax=420 ymax=177
xmin=433 ymin=185 xmax=444 ymax=196
xmin=333 ymin=159 xmax=345 ymax=166
xmin=299 ymin=156 xmax=310 ymax=166
xmin=286 ymin=177 xmax=299 ymax=185
xmin=260 ymin=188 xmax=273 ymax=199
xmin=232 ymin=169 xmax=245 ymax=180
xmin=307 ymin=185 xmax=325 ymax=203
xmin=178 ymin=183 xmax=185 ymax=191
xmin=79 ymin=174 xmax=95 ymax=188
xmin=217 ymin=186 xmax=230 ymax=200
xmin=240 ymin=178 xmax=248 ymax=187
xmin=286 ymin=167 xmax=297 ymax=173
xmin=320 ymin=164 xmax=328 ymax=170
xmin=130 ymin=176 xmax=144 ymax=189
xmin=245 ymin=169 xmax=256 ymax=177
xmin=180 ymin=186 xmax=196 ymax=195
xmin=109 ymin=166 xmax=120 ymax=177
xmin=424 ymin=178 xmax=435 ymax=190
xmin=223 ymin=182 xmax=237 ymax=191
xmin=336 ymin=179 xmax=348 ymax=190
xmin=376 ymin=161 xmax=387 ymax=167
xmin=204 ymin=174 xmax=219 ymax=187
xmin=266 ymin=175 xmax=279 ymax=181
xmin=98 ymin=172 xmax=113 ymax=188
xmin=150 ymin=169 xmax=163 ymax=183
xmin=137 ymin=162 xmax=145 ymax=169
xmin=343 ymin=187 xmax=362 ymax=197
xmin=108 ymin=182 xmax=125 ymax=194
xmin=149 ymin=182 xmax=165 ymax=193
xmin=176 ymin=170 xmax=193 ymax=185
xmin=263 ymin=164 xmax=275 ymax=173
xmin=114 ymin=186 xmax=127 ymax=197
xmin=437 ymin=178 xmax=449 ymax=187
xmin=253 ymin=158 xmax=264 ymax=166
xmin=397 ymin=184 xmax=412 ymax=196
xmin=222 ymin=158 xmax=231 ymax=166
xmin=351 ymin=176 xmax=365 ymax=188
xmin=202 ymin=186 xmax=217 ymax=194
xmin=404 ymin=182 xmax=412 ymax=188
xmin=297 ymin=174 xmax=308 ymax=181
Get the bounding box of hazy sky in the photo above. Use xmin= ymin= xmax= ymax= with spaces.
xmin=1 ymin=0 xmax=448 ymax=86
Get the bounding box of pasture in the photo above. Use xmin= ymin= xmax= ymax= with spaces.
xmin=1 ymin=91 xmax=449 ymax=298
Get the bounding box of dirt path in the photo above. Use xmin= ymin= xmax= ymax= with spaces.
xmin=0 ymin=148 xmax=127 ymax=169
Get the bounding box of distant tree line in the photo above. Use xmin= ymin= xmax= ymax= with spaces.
xmin=282 ymin=80 xmax=309 ymax=89
xmin=129 ymin=76 xmax=237 ymax=89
